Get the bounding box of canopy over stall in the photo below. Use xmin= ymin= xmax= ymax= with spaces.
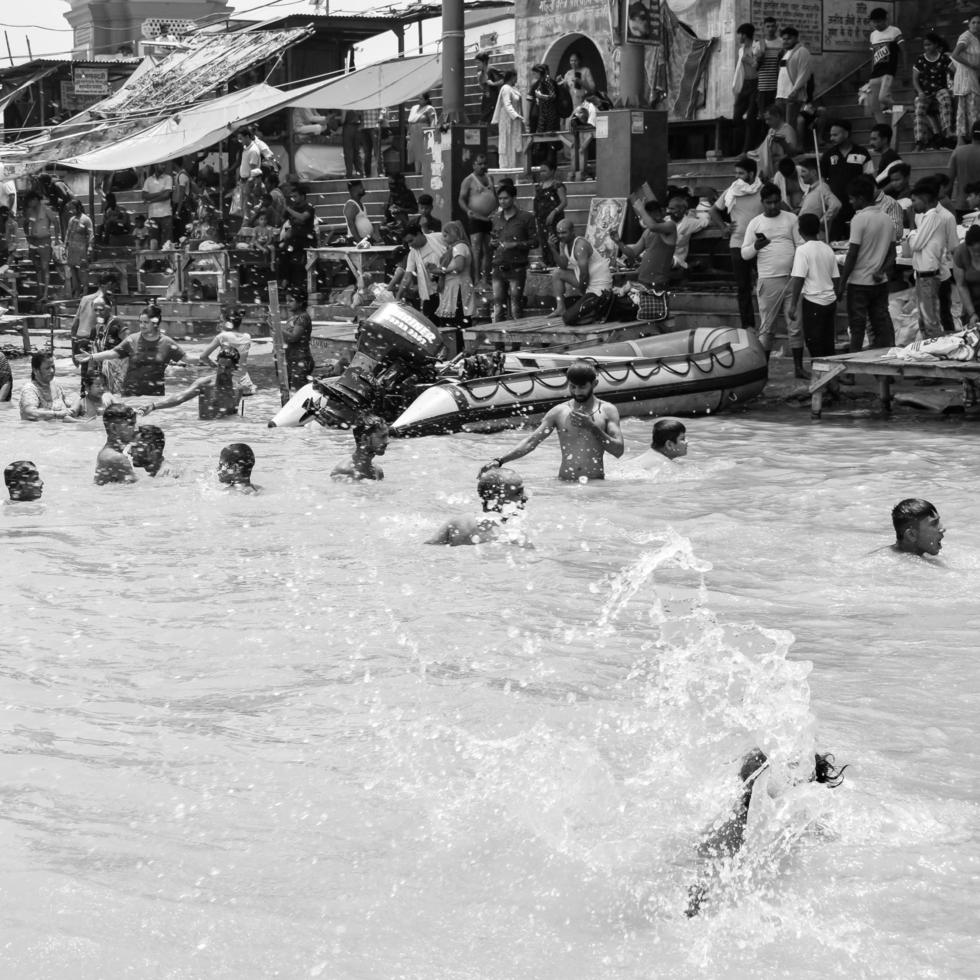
xmin=49 ymin=53 xmax=442 ymax=172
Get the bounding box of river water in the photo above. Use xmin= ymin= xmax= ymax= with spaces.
xmin=1 ymin=376 xmax=978 ymax=979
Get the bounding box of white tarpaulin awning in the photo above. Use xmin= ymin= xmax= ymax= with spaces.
xmin=284 ymin=52 xmax=441 ymax=112
xmin=57 ymin=83 xmax=290 ymax=171
xmin=55 ymin=53 xmax=442 ymax=171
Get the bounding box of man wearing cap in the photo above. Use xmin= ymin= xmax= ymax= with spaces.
xmin=427 ymin=466 xmax=529 ymax=546
xmin=139 ymin=347 xmax=243 ymax=420
xmin=479 ymin=359 xmax=624 ymax=481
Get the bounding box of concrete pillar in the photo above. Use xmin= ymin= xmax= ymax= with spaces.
xmin=441 ymin=0 xmax=465 ymax=124
xmin=618 ymin=43 xmax=645 ymax=107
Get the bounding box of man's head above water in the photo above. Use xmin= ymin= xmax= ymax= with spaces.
xmin=4 ymin=460 xmax=43 ymax=501
xmin=892 ymin=498 xmax=945 ymax=556
xmin=478 ymin=466 xmax=527 ymax=514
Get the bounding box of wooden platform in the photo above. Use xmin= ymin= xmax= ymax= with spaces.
xmin=462 ymin=314 xmax=678 ymax=351
xmin=809 ymin=350 xmax=980 ymax=417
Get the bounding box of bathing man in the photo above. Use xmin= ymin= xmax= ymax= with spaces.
xmin=427 ymin=467 xmax=528 ymax=546
xmin=633 ymin=419 xmax=689 ymax=471
xmin=480 ymin=360 xmax=624 ymax=481
xmin=94 ymin=404 xmax=138 ymax=485
xmin=4 ymin=461 xmax=44 ymax=502
xmin=331 ymin=414 xmax=389 ymax=481
xmin=890 ymin=498 xmax=945 ymax=557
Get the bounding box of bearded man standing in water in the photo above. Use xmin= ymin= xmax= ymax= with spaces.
xmin=479 ymin=360 xmax=624 ymax=481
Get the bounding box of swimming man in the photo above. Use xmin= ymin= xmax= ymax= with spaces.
xmin=331 ymin=414 xmax=389 ymax=481
xmin=890 ymin=498 xmax=945 ymax=557
xmin=480 ymin=360 xmax=624 ymax=481
xmin=130 ymin=425 xmax=179 ymax=478
xmin=95 ymin=404 xmax=138 ymax=485
xmin=218 ymin=443 xmax=258 ymax=493
xmin=633 ymin=419 xmax=689 ymax=471
xmin=427 ymin=467 xmax=528 ymax=546
xmin=4 ymin=460 xmax=44 ymax=502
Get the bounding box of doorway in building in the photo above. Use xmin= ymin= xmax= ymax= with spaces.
xmin=545 ymin=34 xmax=608 ymax=100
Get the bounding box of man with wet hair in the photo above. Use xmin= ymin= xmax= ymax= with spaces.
xmin=95 ymin=404 xmax=138 ymax=485
xmin=130 ymin=425 xmax=179 ymax=479
xmin=218 ymin=443 xmax=258 ymax=493
xmin=891 ymin=498 xmax=945 ymax=556
xmin=4 ymin=461 xmax=43 ymax=502
xmin=426 ymin=466 xmax=528 ymax=546
xmin=331 ymin=414 xmax=389 ymax=481
xmin=632 ymin=419 xmax=689 ymax=472
xmin=480 ymin=359 xmax=624 ymax=481
xmin=139 ymin=347 xmax=242 ymax=420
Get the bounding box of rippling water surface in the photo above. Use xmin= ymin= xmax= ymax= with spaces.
xmin=1 ymin=388 xmax=978 ymax=979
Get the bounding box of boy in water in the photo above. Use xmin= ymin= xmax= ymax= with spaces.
xmin=426 ymin=467 xmax=528 ymax=546
xmin=4 ymin=460 xmax=44 ymax=502
xmin=480 ymin=360 xmax=624 ymax=481
xmin=331 ymin=414 xmax=389 ymax=481
xmin=685 ymin=748 xmax=848 ymax=917
xmin=130 ymin=425 xmax=180 ymax=479
xmin=633 ymin=419 xmax=689 ymax=471
xmin=94 ymin=404 xmax=138 ymax=485
xmin=890 ymin=498 xmax=945 ymax=556
xmin=218 ymin=443 xmax=258 ymax=493
xmin=141 ymin=348 xmax=242 ymax=420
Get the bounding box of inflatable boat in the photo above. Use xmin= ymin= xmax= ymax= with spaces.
xmin=390 ymin=327 xmax=767 ymax=438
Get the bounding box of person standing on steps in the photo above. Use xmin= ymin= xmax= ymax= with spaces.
xmin=866 ymin=7 xmax=904 ymax=127
xmin=912 ymin=32 xmax=954 ymax=150
xmin=952 ymin=16 xmax=980 ymax=145
xmin=741 ymin=183 xmax=807 ymax=377
xmin=755 ymin=17 xmax=782 ymax=121
xmin=714 ymin=157 xmax=764 ymax=333
xmin=458 ymin=154 xmax=497 ymax=284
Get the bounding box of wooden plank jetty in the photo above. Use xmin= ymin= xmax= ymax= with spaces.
xmin=809 ymin=350 xmax=980 ymax=417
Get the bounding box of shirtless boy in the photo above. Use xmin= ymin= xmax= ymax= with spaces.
xmin=480 ymin=360 xmax=624 ymax=481
xmin=427 ymin=466 xmax=527 ymax=546
xmin=130 ymin=425 xmax=179 ymax=478
xmin=94 ymin=404 xmax=138 ymax=485
xmin=218 ymin=443 xmax=258 ymax=493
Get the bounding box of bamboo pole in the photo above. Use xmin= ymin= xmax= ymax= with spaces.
xmin=267 ymin=282 xmax=291 ymax=407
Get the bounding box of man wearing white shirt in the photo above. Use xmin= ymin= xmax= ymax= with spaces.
xmin=741 ymin=182 xmax=806 ymax=373
xmin=910 ymin=178 xmax=959 ymax=339
xmin=393 ymin=218 xmax=447 ymax=318
xmin=788 ymin=213 xmax=841 ymax=364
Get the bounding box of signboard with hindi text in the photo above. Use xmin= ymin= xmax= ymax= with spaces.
xmin=750 ymin=0 xmax=823 ymax=54
xmin=749 ymin=0 xmax=893 ymax=55
xmin=822 ymin=0 xmax=891 ymax=53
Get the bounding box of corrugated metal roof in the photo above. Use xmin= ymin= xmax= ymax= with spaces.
xmin=90 ymin=26 xmax=312 ymax=117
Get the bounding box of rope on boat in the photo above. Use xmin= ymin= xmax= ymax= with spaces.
xmin=463 ymin=343 xmax=738 ymax=405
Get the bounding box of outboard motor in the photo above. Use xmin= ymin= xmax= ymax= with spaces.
xmin=268 ymin=302 xmax=444 ymax=428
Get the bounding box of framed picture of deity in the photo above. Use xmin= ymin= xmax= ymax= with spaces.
xmin=585 ymin=197 xmax=627 ymax=263
xmin=623 ymin=0 xmax=660 ymax=44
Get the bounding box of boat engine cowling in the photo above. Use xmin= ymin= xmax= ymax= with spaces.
xmin=307 ymin=302 xmax=444 ymax=428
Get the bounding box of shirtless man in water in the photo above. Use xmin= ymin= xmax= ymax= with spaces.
xmin=427 ymin=467 xmax=528 ymax=546
xmin=138 ymin=348 xmax=241 ymax=420
xmin=890 ymin=498 xmax=945 ymax=557
xmin=331 ymin=414 xmax=388 ymax=481
xmin=95 ymin=404 xmax=139 ymax=485
xmin=480 ymin=360 xmax=624 ymax=481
